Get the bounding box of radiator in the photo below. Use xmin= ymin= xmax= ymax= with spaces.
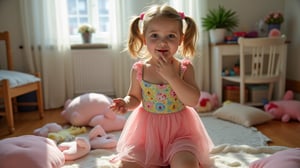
xmin=72 ymin=49 xmax=115 ymax=96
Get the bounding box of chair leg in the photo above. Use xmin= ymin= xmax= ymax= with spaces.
xmin=36 ymin=82 xmax=44 ymax=119
xmin=3 ymin=80 xmax=15 ymax=133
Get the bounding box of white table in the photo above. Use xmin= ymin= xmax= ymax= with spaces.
xmin=210 ymin=43 xmax=288 ymax=104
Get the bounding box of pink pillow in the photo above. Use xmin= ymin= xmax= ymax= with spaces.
xmin=0 ymin=135 xmax=65 ymax=168
xmin=250 ymin=148 xmax=300 ymax=168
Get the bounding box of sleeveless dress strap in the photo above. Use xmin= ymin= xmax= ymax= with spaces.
xmin=133 ymin=61 xmax=143 ymax=82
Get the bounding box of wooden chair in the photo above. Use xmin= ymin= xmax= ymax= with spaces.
xmin=0 ymin=31 xmax=44 ymax=133
xmin=222 ymin=36 xmax=286 ymax=105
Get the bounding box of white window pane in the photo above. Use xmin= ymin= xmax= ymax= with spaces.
xmin=78 ymin=0 xmax=88 ymax=15
xmin=67 ymin=0 xmax=76 ymax=15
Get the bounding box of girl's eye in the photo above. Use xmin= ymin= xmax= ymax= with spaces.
xmin=168 ymin=34 xmax=176 ymax=39
xmin=150 ymin=33 xmax=158 ymax=38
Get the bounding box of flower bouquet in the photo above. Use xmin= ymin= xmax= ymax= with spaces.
xmin=78 ymin=24 xmax=95 ymax=34
xmin=78 ymin=24 xmax=95 ymax=43
xmin=264 ymin=12 xmax=284 ymax=32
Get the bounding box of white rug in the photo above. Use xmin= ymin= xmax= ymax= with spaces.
xmin=62 ymin=116 xmax=287 ymax=168
xmin=201 ymin=116 xmax=270 ymax=147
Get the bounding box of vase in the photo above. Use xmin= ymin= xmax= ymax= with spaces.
xmin=209 ymin=28 xmax=226 ymax=44
xmin=267 ymin=24 xmax=281 ymax=32
xmin=81 ymin=33 xmax=92 ymax=43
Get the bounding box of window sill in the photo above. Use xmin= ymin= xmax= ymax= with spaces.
xmin=71 ymin=43 xmax=109 ymax=50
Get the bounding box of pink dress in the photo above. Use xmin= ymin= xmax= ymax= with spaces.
xmin=116 ymin=60 xmax=214 ymax=167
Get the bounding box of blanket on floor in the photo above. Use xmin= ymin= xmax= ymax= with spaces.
xmin=61 ymin=116 xmax=286 ymax=168
xmin=62 ymin=144 xmax=289 ymax=168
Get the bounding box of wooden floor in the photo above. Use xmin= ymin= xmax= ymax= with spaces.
xmin=1 ymin=108 xmax=300 ymax=148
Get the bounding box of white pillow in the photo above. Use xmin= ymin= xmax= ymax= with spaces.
xmin=213 ymin=102 xmax=273 ymax=127
xmin=0 ymin=70 xmax=40 ymax=88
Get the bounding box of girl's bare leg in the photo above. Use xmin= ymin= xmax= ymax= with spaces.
xmin=170 ymin=151 xmax=199 ymax=168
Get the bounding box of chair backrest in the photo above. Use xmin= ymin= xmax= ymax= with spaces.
xmin=238 ymin=37 xmax=286 ymax=78
xmin=0 ymin=31 xmax=13 ymax=70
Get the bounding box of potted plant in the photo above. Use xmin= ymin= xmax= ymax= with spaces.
xmin=78 ymin=24 xmax=95 ymax=43
xmin=264 ymin=11 xmax=284 ymax=32
xmin=202 ymin=6 xmax=239 ymax=44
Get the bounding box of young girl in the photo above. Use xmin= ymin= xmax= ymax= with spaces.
xmin=110 ymin=4 xmax=214 ymax=168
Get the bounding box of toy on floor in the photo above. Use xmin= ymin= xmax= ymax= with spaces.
xmin=34 ymin=123 xmax=118 ymax=161
xmin=58 ymin=136 xmax=91 ymax=161
xmin=264 ymin=90 xmax=300 ymax=122
xmin=33 ymin=122 xmax=63 ymax=137
xmin=61 ymin=93 xmax=126 ymax=132
xmin=88 ymin=125 xmax=117 ymax=149
xmin=194 ymin=91 xmax=219 ymax=113
xmin=48 ymin=126 xmax=87 ymax=143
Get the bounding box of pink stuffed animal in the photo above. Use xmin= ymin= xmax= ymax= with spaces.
xmin=58 ymin=137 xmax=91 ymax=161
xmin=61 ymin=93 xmax=126 ymax=132
xmin=264 ymin=90 xmax=300 ymax=122
xmin=194 ymin=91 xmax=219 ymax=113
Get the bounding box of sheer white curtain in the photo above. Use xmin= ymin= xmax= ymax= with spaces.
xmin=171 ymin=0 xmax=210 ymax=91
xmin=19 ymin=0 xmax=73 ymax=109
xmin=109 ymin=0 xmax=148 ymax=97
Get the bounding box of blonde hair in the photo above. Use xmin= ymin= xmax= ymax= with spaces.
xmin=127 ymin=4 xmax=198 ymax=59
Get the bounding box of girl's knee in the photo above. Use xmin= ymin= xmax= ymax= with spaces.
xmin=170 ymin=151 xmax=199 ymax=168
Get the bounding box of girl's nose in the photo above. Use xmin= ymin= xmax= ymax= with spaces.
xmin=158 ymin=38 xmax=167 ymax=46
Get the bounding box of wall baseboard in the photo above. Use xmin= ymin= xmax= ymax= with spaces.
xmin=286 ymin=79 xmax=300 ymax=93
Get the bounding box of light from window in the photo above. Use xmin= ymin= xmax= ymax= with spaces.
xmin=67 ymin=0 xmax=110 ymax=44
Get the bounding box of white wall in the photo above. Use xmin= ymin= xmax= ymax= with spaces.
xmin=0 ymin=0 xmax=24 ymax=71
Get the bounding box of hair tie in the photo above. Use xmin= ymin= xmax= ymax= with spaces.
xmin=140 ymin=13 xmax=145 ymax=20
xmin=178 ymin=12 xmax=185 ymax=19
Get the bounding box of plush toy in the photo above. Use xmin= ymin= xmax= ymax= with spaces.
xmin=88 ymin=125 xmax=117 ymax=149
xmin=33 ymin=123 xmax=118 ymax=161
xmin=58 ymin=136 xmax=91 ymax=161
xmin=33 ymin=122 xmax=63 ymax=137
xmin=61 ymin=93 xmax=126 ymax=132
xmin=48 ymin=126 xmax=87 ymax=143
xmin=194 ymin=91 xmax=219 ymax=113
xmin=264 ymin=90 xmax=300 ymax=122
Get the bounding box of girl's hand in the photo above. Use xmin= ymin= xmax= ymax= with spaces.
xmin=110 ymin=98 xmax=127 ymax=114
xmin=156 ymin=52 xmax=178 ymax=81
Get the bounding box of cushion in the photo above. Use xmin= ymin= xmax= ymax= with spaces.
xmin=0 ymin=135 xmax=65 ymax=168
xmin=0 ymin=70 xmax=40 ymax=88
xmin=213 ymin=102 xmax=273 ymax=127
xmin=249 ymin=148 xmax=300 ymax=168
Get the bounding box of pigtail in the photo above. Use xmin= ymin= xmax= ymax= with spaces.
xmin=181 ymin=16 xmax=198 ymax=58
xmin=128 ymin=16 xmax=144 ymax=58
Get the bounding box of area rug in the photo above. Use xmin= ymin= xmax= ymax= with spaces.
xmin=62 ymin=116 xmax=284 ymax=168
xmin=62 ymin=144 xmax=288 ymax=168
xmin=201 ymin=116 xmax=270 ymax=146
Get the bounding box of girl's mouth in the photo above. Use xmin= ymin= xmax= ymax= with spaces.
xmin=157 ymin=49 xmax=168 ymax=54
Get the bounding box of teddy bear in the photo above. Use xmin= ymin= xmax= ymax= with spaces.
xmin=194 ymin=91 xmax=219 ymax=113
xmin=264 ymin=90 xmax=300 ymax=122
xmin=61 ymin=93 xmax=126 ymax=132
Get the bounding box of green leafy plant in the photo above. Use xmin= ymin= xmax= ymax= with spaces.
xmin=202 ymin=6 xmax=239 ymax=32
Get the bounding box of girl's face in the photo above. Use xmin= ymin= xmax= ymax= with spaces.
xmin=144 ymin=17 xmax=183 ymax=61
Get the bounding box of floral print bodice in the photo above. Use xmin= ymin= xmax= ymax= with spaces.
xmin=133 ymin=60 xmax=190 ymax=114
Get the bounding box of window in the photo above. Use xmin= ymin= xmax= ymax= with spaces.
xmin=67 ymin=0 xmax=110 ymax=44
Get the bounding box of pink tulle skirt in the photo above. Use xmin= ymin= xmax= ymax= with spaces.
xmin=116 ymin=105 xmax=214 ymax=167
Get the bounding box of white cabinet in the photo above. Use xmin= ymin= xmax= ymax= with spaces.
xmin=210 ymin=43 xmax=287 ymax=104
